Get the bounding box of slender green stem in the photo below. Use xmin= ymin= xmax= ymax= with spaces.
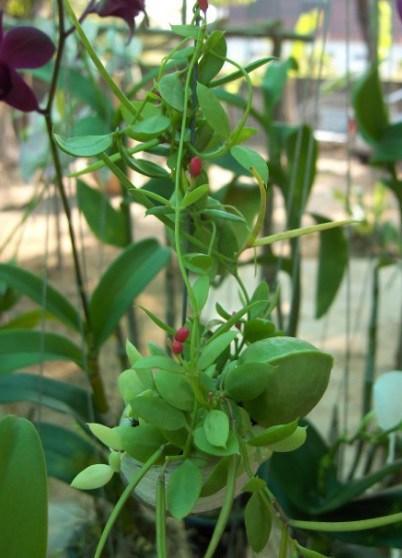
xmin=63 ymin=0 xmax=136 ymax=116
xmin=173 ymin=26 xmax=206 ymax=317
xmin=278 ymin=523 xmax=289 ymax=558
xmin=289 ymin=512 xmax=402 ymax=533
xmin=156 ymin=474 xmax=167 ymax=558
xmin=94 ymin=447 xmax=165 ymax=558
xmin=254 ymin=219 xmax=357 ymax=247
xmin=203 ymin=455 xmax=238 ymax=558
xmin=245 ymin=169 xmax=268 ymax=248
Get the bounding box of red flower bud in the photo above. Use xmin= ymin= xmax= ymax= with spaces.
xmin=175 ymin=327 xmax=190 ymax=343
xmin=172 ymin=340 xmax=184 ymax=355
xmin=189 ymin=156 xmax=203 ymax=178
xmin=198 ymin=0 xmax=208 ymax=13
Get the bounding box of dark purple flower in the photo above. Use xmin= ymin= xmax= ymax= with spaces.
xmin=92 ymin=0 xmax=145 ymax=34
xmin=397 ymin=0 xmax=402 ymax=22
xmin=0 ymin=12 xmax=55 ymax=112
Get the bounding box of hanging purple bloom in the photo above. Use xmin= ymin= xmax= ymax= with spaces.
xmin=92 ymin=0 xmax=145 ymax=35
xmin=0 ymin=12 xmax=55 ymax=112
xmin=397 ymin=0 xmax=402 ymax=22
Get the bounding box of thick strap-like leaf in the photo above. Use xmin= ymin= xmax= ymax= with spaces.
xmin=36 ymin=422 xmax=97 ymax=484
xmin=0 ymin=416 xmax=48 ymax=558
xmin=0 ymin=330 xmax=85 ymax=373
xmin=0 ymin=263 xmax=83 ymax=332
xmin=0 ymin=373 xmax=91 ymax=421
xmin=89 ymin=239 xmax=170 ymax=348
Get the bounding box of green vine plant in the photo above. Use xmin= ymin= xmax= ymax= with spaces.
xmin=1 ymin=0 xmax=402 ymax=554
xmin=49 ymin=1 xmax=402 ymax=556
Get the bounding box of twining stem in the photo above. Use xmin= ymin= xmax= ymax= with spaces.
xmin=94 ymin=447 xmax=165 ymax=558
xmin=278 ymin=523 xmax=289 ymax=558
xmin=64 ymin=0 xmax=136 ymax=117
xmin=156 ymin=474 xmax=167 ymax=558
xmin=173 ymin=24 xmax=205 ymax=318
xmin=289 ymin=512 xmax=402 ymax=533
xmin=245 ymin=169 xmax=268 ymax=248
xmin=203 ymin=455 xmax=238 ymax=558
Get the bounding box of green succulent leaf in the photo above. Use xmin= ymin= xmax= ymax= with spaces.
xmin=54 ymin=133 xmax=113 ymax=157
xmin=198 ymin=331 xmax=238 ymax=370
xmin=231 ymin=146 xmax=269 ymax=184
xmin=224 ymin=362 xmax=272 ymax=401
xmin=167 ymin=460 xmax=203 ymax=519
xmin=198 ymin=31 xmax=227 ymax=84
xmin=244 ymin=491 xmax=272 ymax=553
xmin=121 ymin=424 xmax=165 ymax=463
xmin=155 ymin=371 xmax=194 ymax=411
xmin=248 ymin=420 xmax=299 ymax=447
xmin=159 ymin=73 xmax=185 ymax=112
xmin=194 ymin=427 xmax=239 ymax=457
xmin=203 ymin=410 xmax=230 ymax=448
xmin=197 ymin=82 xmax=230 ymax=139
xmin=132 ymin=392 xmax=186 ymax=431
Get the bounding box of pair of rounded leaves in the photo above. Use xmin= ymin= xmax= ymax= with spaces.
xmin=240 ymin=337 xmax=333 ymax=427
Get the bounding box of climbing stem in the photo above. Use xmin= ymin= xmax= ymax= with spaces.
xmin=173 ymin=24 xmax=206 ymax=318
xmin=289 ymin=512 xmax=402 ymax=533
xmin=203 ymin=455 xmax=238 ymax=558
xmin=94 ymin=447 xmax=165 ymax=558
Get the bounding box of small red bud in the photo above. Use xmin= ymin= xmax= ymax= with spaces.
xmin=175 ymin=327 xmax=190 ymax=343
xmin=198 ymin=0 xmax=208 ymax=13
xmin=172 ymin=340 xmax=184 ymax=355
xmin=189 ymin=156 xmax=203 ymax=178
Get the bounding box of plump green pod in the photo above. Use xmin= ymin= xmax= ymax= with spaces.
xmin=241 ymin=337 xmax=332 ymax=426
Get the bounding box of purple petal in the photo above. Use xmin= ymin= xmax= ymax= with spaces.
xmin=2 ymin=68 xmax=38 ymax=112
xmin=0 ymin=26 xmax=55 ymax=69
xmin=0 ymin=12 xmax=3 ymax=45
xmin=0 ymin=62 xmax=11 ymax=98
xmin=95 ymin=0 xmax=145 ymax=31
xmin=398 ymin=0 xmax=402 ymax=22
